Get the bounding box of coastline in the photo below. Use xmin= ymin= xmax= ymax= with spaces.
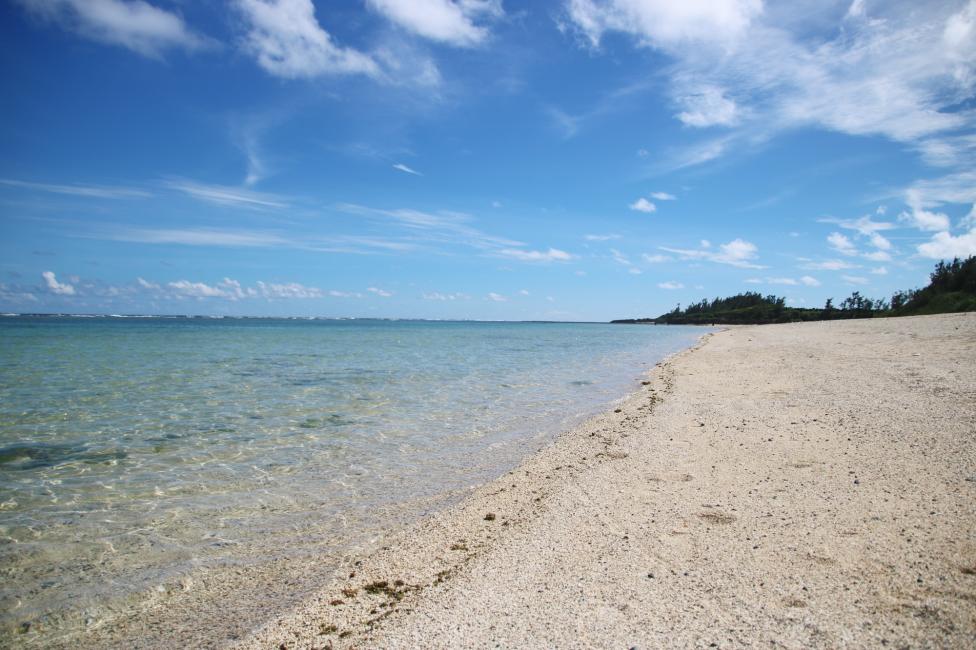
xmin=239 ymin=313 xmax=976 ymax=648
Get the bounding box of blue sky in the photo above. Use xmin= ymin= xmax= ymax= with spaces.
xmin=1 ymin=0 xmax=975 ymax=320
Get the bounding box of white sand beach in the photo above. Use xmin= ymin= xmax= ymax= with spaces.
xmin=240 ymin=313 xmax=976 ymax=649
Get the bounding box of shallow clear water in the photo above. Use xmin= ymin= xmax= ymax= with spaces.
xmin=0 ymin=317 xmax=704 ymax=633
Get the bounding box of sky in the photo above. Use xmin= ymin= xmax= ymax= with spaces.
xmin=1 ymin=0 xmax=974 ymax=321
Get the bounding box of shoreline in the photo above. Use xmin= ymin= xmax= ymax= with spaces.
xmin=7 ymin=324 xmax=707 ymax=649
xmin=239 ymin=313 xmax=976 ymax=648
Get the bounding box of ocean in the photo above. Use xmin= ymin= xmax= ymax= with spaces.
xmin=0 ymin=316 xmax=705 ymax=641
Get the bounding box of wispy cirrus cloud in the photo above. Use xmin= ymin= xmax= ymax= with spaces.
xmin=163 ymin=179 xmax=289 ymax=209
xmin=16 ymin=0 xmax=211 ymax=58
xmin=392 ymin=162 xmax=422 ymax=175
xmin=0 ymin=178 xmax=151 ymax=199
xmin=497 ymin=248 xmax=574 ymax=263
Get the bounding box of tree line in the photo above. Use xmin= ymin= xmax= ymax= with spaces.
xmin=612 ymin=256 xmax=976 ymax=325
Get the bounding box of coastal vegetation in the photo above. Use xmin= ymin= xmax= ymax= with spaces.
xmin=613 ymin=256 xmax=976 ymax=325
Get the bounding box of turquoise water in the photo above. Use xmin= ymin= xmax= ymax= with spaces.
xmin=0 ymin=317 xmax=704 ymax=635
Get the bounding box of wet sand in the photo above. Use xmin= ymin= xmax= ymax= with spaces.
xmin=239 ymin=313 xmax=976 ymax=649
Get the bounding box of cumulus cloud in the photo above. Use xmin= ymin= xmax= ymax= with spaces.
xmin=800 ymin=275 xmax=821 ymax=287
xmin=827 ymin=231 xmax=858 ymax=256
xmin=257 ymin=281 xmax=323 ymax=299
xmin=917 ymin=227 xmax=976 ymax=259
xmin=629 ymin=197 xmax=656 ymax=213
xmin=900 ymin=189 xmax=951 ymax=232
xmin=423 ymin=291 xmax=468 ymax=300
xmin=17 ymin=0 xmax=209 ymax=58
xmin=367 ymin=287 xmax=393 ymax=297
xmin=564 ymin=0 xmax=762 ymax=50
xmin=661 ymin=237 xmax=763 ymax=269
xmin=159 ymin=277 xmax=323 ymax=300
xmin=657 ymin=281 xmax=684 ymax=290
xmin=42 ymin=271 xmax=76 ymax=295
xmin=487 ymin=292 xmax=507 ymax=301
xmin=235 ymin=0 xmax=379 ymax=79
xmin=497 ymin=247 xmax=574 ymax=262
xmin=366 ymin=0 xmax=502 ymax=47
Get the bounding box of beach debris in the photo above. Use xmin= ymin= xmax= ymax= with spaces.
xmin=329 ymin=599 xmax=343 ymax=606
xmin=484 ymin=512 xmax=496 ymax=521
xmin=341 ymin=587 xmax=358 ymax=598
xmin=698 ymin=511 xmax=737 ymax=525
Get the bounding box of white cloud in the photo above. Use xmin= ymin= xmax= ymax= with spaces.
xmin=584 ymin=233 xmax=621 ymax=241
xmin=800 ymin=275 xmax=821 ymax=287
xmin=917 ymin=227 xmax=976 ymax=259
xmin=661 ymin=237 xmax=763 ymax=268
xmin=900 ymin=189 xmax=952 ymax=232
xmin=136 ymin=277 xmax=159 ymax=289
xmin=863 ymin=250 xmax=892 ymax=262
xmin=800 ymin=258 xmax=860 ymax=271
xmin=164 ymin=179 xmax=288 ymax=209
xmin=17 ymin=0 xmax=208 ymax=58
xmin=657 ymin=281 xmax=684 ymax=290
xmin=112 ymin=227 xmax=291 ymax=248
xmin=870 ymin=266 xmax=888 ymax=275
xmin=609 ymin=248 xmax=632 ymax=266
xmin=162 ymin=277 xmax=323 ymax=300
xmin=167 ymin=279 xmax=230 ymax=299
xmin=827 ymin=231 xmax=858 ymax=256
xmin=518 ymin=289 xmax=530 ymax=296
xmin=497 ymin=247 xmax=574 ymax=262
xmin=564 ymin=0 xmax=762 ymax=49
xmin=392 ymin=162 xmax=422 ymax=175
xmin=367 ymin=287 xmax=393 ymax=297
xmin=629 ymin=197 xmax=656 ymax=213
xmin=235 ymin=0 xmax=379 ymax=79
xmin=677 ymin=85 xmax=739 ymax=127
xmin=642 ymin=253 xmax=671 ymax=263
xmin=422 ymin=291 xmax=468 ymax=300
xmin=487 ymin=292 xmax=507 ymax=302
xmin=366 ymin=0 xmax=502 ymax=47
xmin=329 ymin=290 xmax=362 ymax=298
xmin=569 ymin=1 xmax=976 ymax=183
xmin=257 ymin=281 xmax=323 ymax=299
xmin=650 ymin=191 xmax=676 ymax=201
xmin=0 ymin=178 xmax=150 ymax=199
xmin=868 ymin=232 xmax=892 ymax=251
xmin=842 ymin=275 xmax=868 ymax=285
xmin=42 ymin=271 xmax=76 ymax=295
